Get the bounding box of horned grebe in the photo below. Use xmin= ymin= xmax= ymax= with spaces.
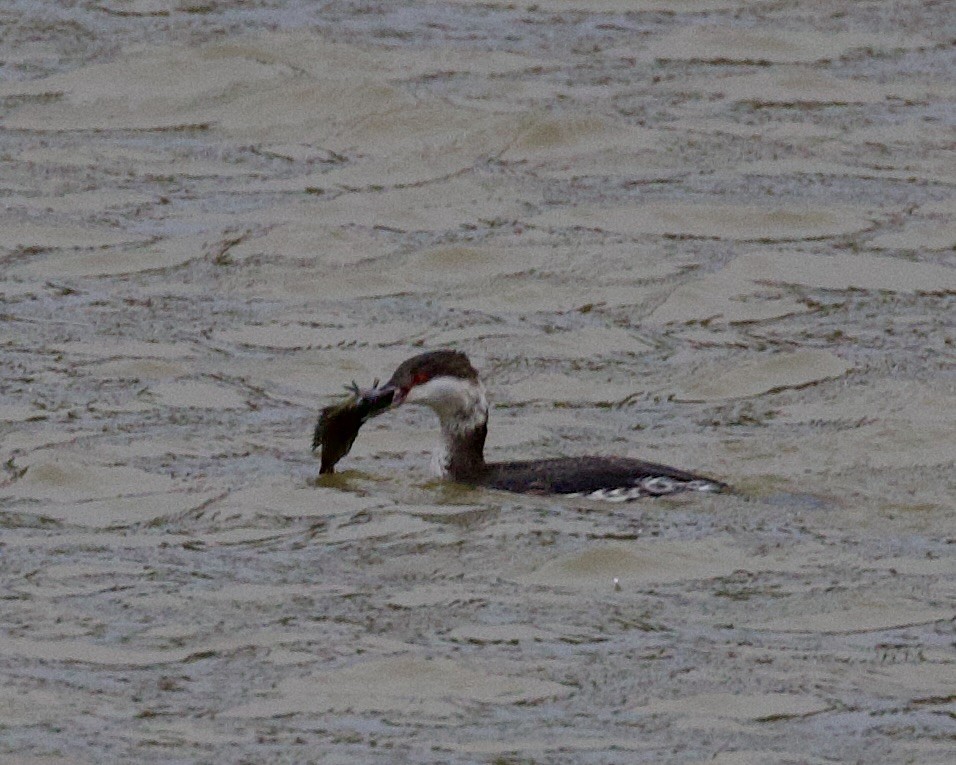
xmin=314 ymin=350 xmax=728 ymax=501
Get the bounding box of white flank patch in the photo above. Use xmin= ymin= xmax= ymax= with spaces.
xmin=565 ymin=477 xmax=722 ymax=502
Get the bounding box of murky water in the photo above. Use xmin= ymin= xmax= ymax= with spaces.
xmin=1 ymin=0 xmax=953 ymax=762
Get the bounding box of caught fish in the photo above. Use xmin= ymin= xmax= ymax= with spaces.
xmin=312 ymin=380 xmax=394 ymax=474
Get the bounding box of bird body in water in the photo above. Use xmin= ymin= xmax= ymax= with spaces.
xmin=314 ymin=350 xmax=728 ymax=501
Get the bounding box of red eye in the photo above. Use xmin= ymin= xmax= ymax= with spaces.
xmin=413 ymin=372 xmax=429 ymax=386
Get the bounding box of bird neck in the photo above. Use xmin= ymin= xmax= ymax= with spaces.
xmin=429 ymin=385 xmax=488 ymax=481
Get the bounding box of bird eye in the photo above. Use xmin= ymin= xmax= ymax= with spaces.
xmin=413 ymin=372 xmax=429 ymax=386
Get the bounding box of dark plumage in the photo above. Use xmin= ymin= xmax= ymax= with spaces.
xmin=481 ymin=456 xmax=728 ymax=498
xmin=385 ymin=349 xmax=479 ymax=392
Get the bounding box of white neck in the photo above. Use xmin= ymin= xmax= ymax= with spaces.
xmin=404 ymin=376 xmax=488 ymax=478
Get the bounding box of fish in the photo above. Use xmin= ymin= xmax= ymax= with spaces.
xmin=312 ymin=380 xmax=395 ymax=474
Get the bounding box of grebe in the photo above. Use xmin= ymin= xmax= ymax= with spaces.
xmin=314 ymin=350 xmax=727 ymax=501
